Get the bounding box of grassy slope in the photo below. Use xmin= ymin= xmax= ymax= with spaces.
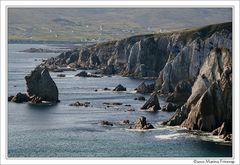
xmin=8 ymin=8 xmax=232 ymax=43
xmin=94 ymin=22 xmax=232 ymax=48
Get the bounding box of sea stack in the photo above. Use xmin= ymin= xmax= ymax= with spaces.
xmin=25 ymin=66 xmax=59 ymax=103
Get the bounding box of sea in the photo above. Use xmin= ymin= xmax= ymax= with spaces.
xmin=8 ymin=44 xmax=232 ymax=157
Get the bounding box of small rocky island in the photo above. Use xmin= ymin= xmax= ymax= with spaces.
xmin=9 ymin=66 xmax=59 ymax=104
xmin=20 ymin=48 xmax=63 ymax=53
xmin=9 ymin=22 xmax=232 ymax=141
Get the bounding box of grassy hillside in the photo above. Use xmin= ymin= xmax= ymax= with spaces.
xmin=8 ymin=8 xmax=232 ymax=43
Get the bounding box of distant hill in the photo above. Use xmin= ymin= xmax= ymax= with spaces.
xmin=8 ymin=8 xmax=232 ymax=43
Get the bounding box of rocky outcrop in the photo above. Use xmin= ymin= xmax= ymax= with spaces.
xmin=25 ymin=66 xmax=59 ymax=103
xmin=129 ymin=116 xmax=154 ymax=129
xmin=164 ymin=48 xmax=232 ymax=134
xmin=69 ymin=101 xmax=91 ymax=107
xmin=135 ymin=81 xmax=155 ymax=93
xmin=101 ymin=120 xmax=113 ymax=126
xmin=75 ymin=71 xmax=102 ymax=78
xmin=161 ymin=103 xmax=178 ymax=112
xmin=134 ymin=96 xmax=146 ymax=101
xmin=212 ymin=122 xmax=232 ymax=141
xmin=113 ymin=84 xmax=126 ymax=91
xmin=141 ymin=92 xmax=160 ymax=112
xmin=166 ymin=80 xmax=192 ymax=105
xmin=10 ymin=92 xmax=30 ymax=103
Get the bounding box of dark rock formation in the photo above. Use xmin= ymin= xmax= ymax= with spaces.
xmin=212 ymin=122 xmax=228 ymax=136
xmin=212 ymin=122 xmax=232 ymax=141
xmin=166 ymin=80 xmax=192 ymax=105
xmin=69 ymin=101 xmax=90 ymax=107
xmin=10 ymin=92 xmax=30 ymax=103
xmin=103 ymin=88 xmax=110 ymax=91
xmin=122 ymin=120 xmax=130 ymax=124
xmin=103 ymin=102 xmax=122 ymax=106
xmin=135 ymin=81 xmax=155 ymax=93
xmin=25 ymin=66 xmax=59 ymax=103
xmin=75 ymin=71 xmax=88 ymax=77
xmin=57 ymin=74 xmax=66 ymax=77
xmin=134 ymin=96 xmax=146 ymax=101
xmin=113 ymin=84 xmax=126 ymax=91
xmin=101 ymin=120 xmax=113 ymax=126
xmin=129 ymin=116 xmax=154 ymax=129
xmin=162 ymin=103 xmax=178 ymax=112
xmin=8 ymin=95 xmax=14 ymax=102
xmin=102 ymin=65 xmax=116 ymax=75
xmin=141 ymin=92 xmax=160 ymax=111
xmin=75 ymin=71 xmax=102 ymax=78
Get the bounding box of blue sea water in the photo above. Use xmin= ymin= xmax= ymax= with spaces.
xmin=8 ymin=44 xmax=232 ymax=157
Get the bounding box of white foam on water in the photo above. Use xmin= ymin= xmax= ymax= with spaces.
xmin=155 ymin=133 xmax=185 ymax=140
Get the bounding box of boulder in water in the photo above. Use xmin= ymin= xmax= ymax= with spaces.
xmin=141 ymin=92 xmax=160 ymax=111
xmin=129 ymin=116 xmax=154 ymax=129
xmin=10 ymin=92 xmax=30 ymax=103
xmin=135 ymin=81 xmax=154 ymax=93
xmin=113 ymin=84 xmax=126 ymax=91
xmin=75 ymin=71 xmax=88 ymax=77
xmin=25 ymin=66 xmax=59 ymax=103
xmin=101 ymin=120 xmax=113 ymax=126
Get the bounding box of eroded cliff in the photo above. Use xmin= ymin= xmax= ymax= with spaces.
xmin=41 ymin=22 xmax=232 ymax=136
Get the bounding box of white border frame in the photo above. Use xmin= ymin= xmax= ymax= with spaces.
xmin=1 ymin=1 xmax=239 ymax=165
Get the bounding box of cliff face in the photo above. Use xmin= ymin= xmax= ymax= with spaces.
xmin=41 ymin=22 xmax=232 ymax=134
xmin=43 ymin=22 xmax=231 ymax=81
xmin=156 ymin=28 xmax=231 ymax=94
xmin=165 ymin=48 xmax=232 ymax=132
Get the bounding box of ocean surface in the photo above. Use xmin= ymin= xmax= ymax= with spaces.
xmin=8 ymin=44 xmax=232 ymax=157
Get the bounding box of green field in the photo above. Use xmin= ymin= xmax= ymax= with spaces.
xmin=8 ymin=8 xmax=232 ymax=43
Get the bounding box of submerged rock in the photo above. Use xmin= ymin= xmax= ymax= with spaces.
xmin=113 ymin=84 xmax=126 ymax=91
xmin=25 ymin=66 xmax=59 ymax=103
xmin=101 ymin=120 xmax=113 ymax=126
xmin=141 ymin=92 xmax=160 ymax=112
xmin=57 ymin=74 xmax=66 ymax=77
xmin=134 ymin=96 xmax=146 ymax=101
xmin=69 ymin=101 xmax=90 ymax=107
xmin=129 ymin=116 xmax=154 ymax=129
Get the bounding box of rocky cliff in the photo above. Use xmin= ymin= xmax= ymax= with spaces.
xmin=41 ymin=22 xmax=232 ymax=136
xmin=164 ymin=48 xmax=232 ymax=130
xmin=43 ymin=22 xmax=231 ymax=80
